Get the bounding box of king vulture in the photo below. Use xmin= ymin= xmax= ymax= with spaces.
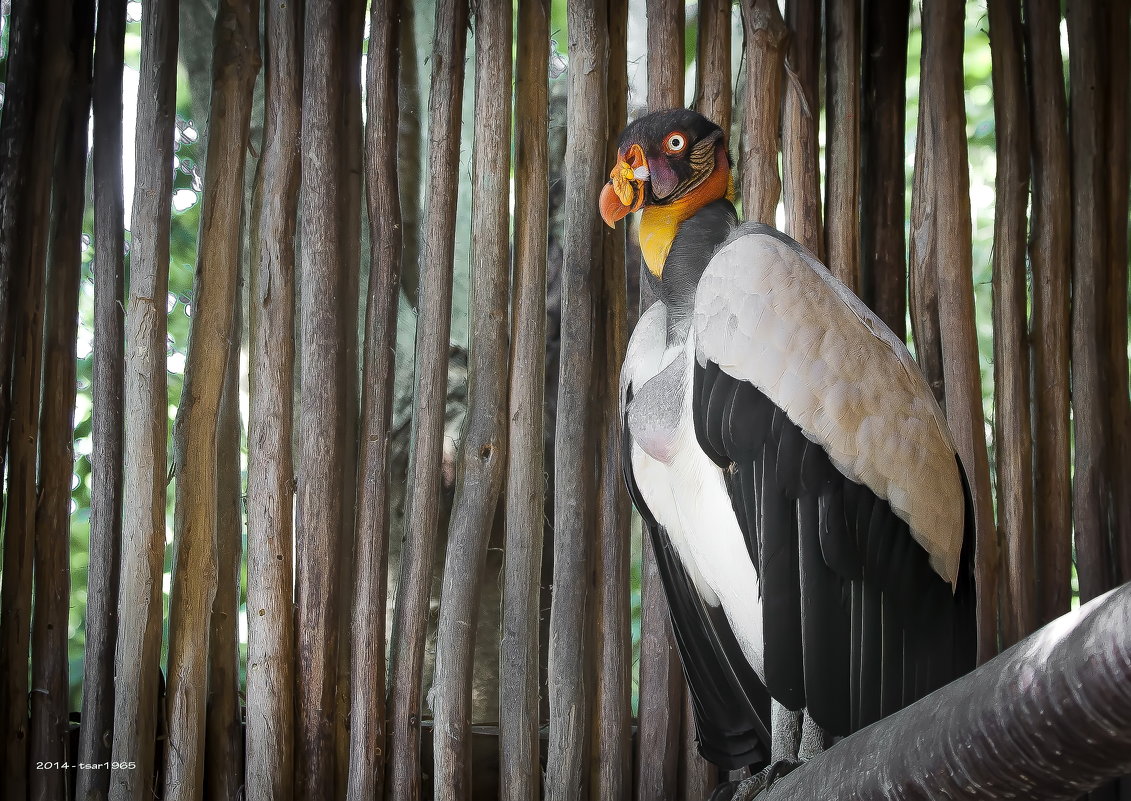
xmin=602 ymin=108 xmax=976 ymax=772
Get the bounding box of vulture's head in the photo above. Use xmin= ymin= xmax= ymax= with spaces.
xmin=599 ymin=108 xmax=733 ymax=228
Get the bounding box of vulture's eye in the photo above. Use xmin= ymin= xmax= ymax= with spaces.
xmin=663 ymin=132 xmax=687 ymax=154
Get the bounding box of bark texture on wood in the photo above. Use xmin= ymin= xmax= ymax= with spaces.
xmin=824 ymin=0 xmax=861 ymax=293
xmin=1022 ymin=0 xmax=1072 ymax=625
xmin=782 ymin=0 xmax=823 ymax=258
xmin=694 ymin=0 xmax=732 ymax=131
xmin=547 ymin=1 xmax=607 ymax=797
xmin=680 ymin=688 xmax=716 ymax=800
xmin=345 ymin=3 xmax=400 ymax=800
xmin=295 ymin=0 xmax=347 ymax=796
xmin=919 ymin=0 xmax=998 ymax=661
xmin=860 ymin=0 xmax=909 ymax=335
xmin=1067 ymin=1 xmax=1114 ymax=604
xmin=0 ymin=0 xmax=68 ymax=792
xmin=110 ymin=1 xmax=179 ymax=797
xmin=397 ymin=0 xmax=423 ymax=308
xmin=385 ymin=0 xmax=468 ymax=797
xmin=164 ymin=2 xmax=259 ymax=797
xmin=593 ymin=2 xmax=632 ymax=797
xmin=988 ymin=0 xmax=1035 ymax=648
xmin=29 ymin=5 xmax=92 ymax=798
xmin=431 ymin=0 xmax=513 ymax=796
xmin=647 ymin=0 xmax=684 ymax=110
xmin=908 ymin=110 xmax=946 ymax=408
xmin=499 ymin=1 xmax=550 ymax=797
xmin=245 ymin=1 xmax=301 ymax=799
xmin=761 ymin=585 xmax=1131 ymax=800
xmin=77 ymin=1 xmax=127 ymax=798
xmin=739 ymin=0 xmax=788 ymax=224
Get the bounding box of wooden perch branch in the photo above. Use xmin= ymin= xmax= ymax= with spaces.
xmin=761 ymin=583 xmax=1131 ymax=800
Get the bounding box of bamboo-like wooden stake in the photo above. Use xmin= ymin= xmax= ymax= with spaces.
xmin=431 ymin=0 xmax=513 ymax=796
xmin=1022 ymin=0 xmax=1072 ymax=625
xmin=920 ymin=0 xmax=998 ymax=662
xmin=592 ymin=1 xmax=632 ymax=797
xmin=205 ymin=266 xmax=246 ymax=800
xmin=333 ymin=2 xmax=366 ymax=793
xmin=0 ymin=0 xmax=69 ymax=794
xmin=385 ymin=0 xmax=468 ymax=797
xmin=782 ymin=0 xmax=823 ymax=259
xmin=680 ymin=688 xmax=715 ymax=800
xmin=1102 ymin=1 xmax=1131 ymax=584
xmin=1067 ymin=0 xmax=1114 ymax=604
xmin=345 ymin=2 xmax=400 ymax=798
xmin=499 ymin=1 xmax=550 ymax=797
xmin=988 ymin=0 xmax=1035 ymax=648
xmin=245 ymin=0 xmax=301 ymax=797
xmin=397 ymin=1 xmax=422 ymax=308
xmin=859 ymin=0 xmax=909 ymax=335
xmin=824 ymin=0 xmax=861 ymax=293
xmin=547 ymin=0 xmax=608 ymax=797
xmin=739 ymin=0 xmax=787 ymax=224
xmin=694 ymin=0 xmax=732 ymax=132
xmin=29 ymin=4 xmax=92 ymax=798
xmin=295 ymin=0 xmax=347 ymax=796
xmin=77 ymin=1 xmax=126 ymax=798
xmin=109 ymin=0 xmax=179 ymax=797
xmin=164 ymin=2 xmax=259 ymax=797
xmin=638 ymin=2 xmax=685 ymax=796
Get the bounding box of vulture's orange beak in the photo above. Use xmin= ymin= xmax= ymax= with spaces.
xmin=600 ymin=143 xmax=648 ymax=228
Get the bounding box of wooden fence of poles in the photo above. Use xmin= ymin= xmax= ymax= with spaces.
xmin=0 ymin=0 xmax=1127 ymax=800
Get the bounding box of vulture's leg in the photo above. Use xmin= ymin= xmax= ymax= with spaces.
xmin=798 ymin=711 xmax=833 ymax=759
xmin=770 ymin=701 xmax=803 ymax=762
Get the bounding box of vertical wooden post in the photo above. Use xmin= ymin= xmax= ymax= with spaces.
xmin=1023 ymin=0 xmax=1072 ymax=625
xmin=860 ymin=0 xmax=909 ymax=335
xmin=782 ymin=0 xmax=823 ymax=258
xmin=919 ymin=0 xmax=998 ymax=661
xmin=739 ymin=0 xmax=788 ymax=224
xmin=397 ymin=1 xmax=422 ymax=308
xmin=988 ymin=0 xmax=1035 ymax=648
xmin=432 ymin=0 xmax=513 ymax=796
xmin=77 ymin=1 xmax=127 ymax=798
xmin=345 ymin=2 xmax=400 ymax=799
xmin=824 ymin=0 xmax=861 ymax=293
xmin=246 ymin=0 xmax=302 ymax=798
xmin=548 ymin=0 xmax=608 ymax=797
xmin=695 ymin=0 xmax=732 ymax=132
xmin=638 ymin=2 xmax=685 ymax=796
xmin=29 ymin=3 xmax=92 ymax=799
xmin=1067 ymin=0 xmax=1114 ymax=604
xmin=109 ymin=0 xmax=179 ymax=797
xmin=385 ymin=0 xmax=468 ymax=797
xmin=592 ymin=1 xmax=632 ymax=798
xmin=499 ymin=0 xmax=550 ymax=796
xmin=295 ymin=0 xmax=346 ymax=796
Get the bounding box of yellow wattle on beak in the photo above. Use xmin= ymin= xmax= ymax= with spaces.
xmin=599 ymin=144 xmax=647 ymax=228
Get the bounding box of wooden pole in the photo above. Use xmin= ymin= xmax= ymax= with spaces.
xmin=295 ymin=0 xmax=347 ymax=796
xmin=739 ymin=0 xmax=788 ymax=224
xmin=397 ymin=0 xmax=422 ymax=308
xmin=385 ymin=0 xmax=468 ymax=796
xmin=499 ymin=0 xmax=550 ymax=796
xmin=919 ymin=0 xmax=998 ymax=662
xmin=245 ymin=0 xmax=302 ymax=797
xmin=908 ymin=110 xmax=946 ymax=408
xmin=432 ymin=0 xmax=513 ymax=795
xmin=29 ymin=4 xmax=92 ymax=798
xmin=547 ymin=0 xmax=608 ymax=797
xmin=988 ymin=0 xmax=1035 ymax=648
xmin=1022 ymin=0 xmax=1072 ymax=625
xmin=782 ymin=0 xmax=823 ymax=259
xmin=77 ymin=0 xmax=126 ymax=797
xmin=344 ymin=2 xmax=400 ymax=798
xmin=824 ymin=0 xmax=861 ymax=293
xmin=859 ymin=0 xmax=909 ymax=335
xmin=694 ymin=0 xmax=732 ymax=132
xmin=109 ymin=0 xmax=179 ymax=796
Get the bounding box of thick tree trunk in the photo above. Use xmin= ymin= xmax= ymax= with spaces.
xmin=385 ymin=0 xmax=468 ymax=797
xmin=739 ymin=0 xmax=787 ymax=224
xmin=245 ymin=1 xmax=302 ymax=799
xmin=782 ymin=0 xmax=823 ymax=258
xmin=431 ymin=0 xmax=512 ymax=796
xmin=547 ymin=0 xmax=607 ymax=797
xmin=110 ymin=0 xmax=179 ymax=797
xmin=499 ymin=1 xmax=550 ymax=796
xmin=988 ymin=0 xmax=1035 ymax=648
xmin=694 ymin=0 xmax=732 ymax=132
xmin=824 ymin=0 xmax=861 ymax=293
xmin=77 ymin=1 xmax=127 ymax=798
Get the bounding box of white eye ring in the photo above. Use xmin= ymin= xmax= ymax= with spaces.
xmin=665 ymin=133 xmax=686 ymax=152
